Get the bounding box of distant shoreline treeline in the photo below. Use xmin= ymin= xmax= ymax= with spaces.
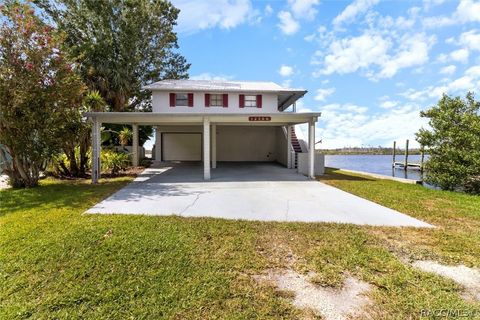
xmin=318 ymin=147 xmax=423 ymax=155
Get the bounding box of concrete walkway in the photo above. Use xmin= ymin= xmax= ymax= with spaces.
xmin=86 ymin=163 xmax=432 ymax=228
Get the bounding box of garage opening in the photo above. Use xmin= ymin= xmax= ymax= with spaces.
xmin=162 ymin=133 xmax=202 ymax=161
xmin=216 ymin=126 xmax=278 ymax=162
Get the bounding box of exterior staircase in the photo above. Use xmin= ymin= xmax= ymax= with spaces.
xmin=290 ymin=127 xmax=302 ymax=168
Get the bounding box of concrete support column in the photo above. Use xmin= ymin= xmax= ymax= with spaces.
xmin=308 ymin=119 xmax=315 ymax=179
xmin=155 ymin=126 xmax=162 ymax=161
xmin=132 ymin=123 xmax=139 ymax=167
xmin=286 ymin=125 xmax=292 ymax=169
xmin=91 ymin=118 xmax=101 ymax=184
xmin=203 ymin=117 xmax=211 ymax=180
xmin=211 ymin=124 xmax=217 ymax=169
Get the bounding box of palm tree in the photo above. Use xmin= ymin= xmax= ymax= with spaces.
xmin=118 ymin=127 xmax=132 ymax=146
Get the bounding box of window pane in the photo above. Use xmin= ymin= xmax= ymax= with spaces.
xmin=176 ymin=93 xmax=188 ymax=106
xmin=210 ymin=94 xmax=223 ymax=107
xmin=244 ymin=95 xmax=257 ymax=107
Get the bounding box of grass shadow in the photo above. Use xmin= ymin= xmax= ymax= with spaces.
xmin=0 ymin=178 xmax=130 ymax=217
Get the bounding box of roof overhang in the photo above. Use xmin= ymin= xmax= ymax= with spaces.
xmin=278 ymin=90 xmax=307 ymax=111
xmin=84 ymin=112 xmax=321 ymax=126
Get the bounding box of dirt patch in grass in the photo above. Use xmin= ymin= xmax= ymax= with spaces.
xmin=254 ymin=269 xmax=371 ymax=320
xmin=412 ymin=260 xmax=480 ymax=301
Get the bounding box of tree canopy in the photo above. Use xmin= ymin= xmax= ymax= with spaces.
xmin=0 ymin=1 xmax=85 ymax=187
xmin=416 ymin=92 xmax=480 ymax=194
xmin=35 ymin=0 xmax=190 ymax=111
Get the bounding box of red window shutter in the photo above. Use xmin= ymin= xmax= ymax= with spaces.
xmin=239 ymin=94 xmax=245 ymax=108
xmin=256 ymin=95 xmax=262 ymax=108
xmin=169 ymin=93 xmax=176 ymax=107
xmin=222 ymin=94 xmax=228 ymax=108
xmin=188 ymin=93 xmax=194 ymax=107
xmin=205 ymin=93 xmax=210 ymax=107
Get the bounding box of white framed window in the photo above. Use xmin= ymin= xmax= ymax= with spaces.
xmin=244 ymin=95 xmax=257 ymax=107
xmin=175 ymin=93 xmax=188 ymax=106
xmin=210 ymin=94 xmax=223 ymax=107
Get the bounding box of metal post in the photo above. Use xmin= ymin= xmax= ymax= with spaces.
xmin=287 ymin=125 xmax=292 ymax=169
xmin=308 ymin=119 xmax=315 ymax=179
xmin=91 ymin=118 xmax=101 ymax=184
xmin=392 ymin=141 xmax=396 ymax=167
xmin=211 ymin=124 xmax=217 ymax=169
xmin=203 ymin=117 xmax=211 ymax=180
xmin=404 ymin=139 xmax=409 ymax=170
xmin=132 ymin=123 xmax=139 ymax=167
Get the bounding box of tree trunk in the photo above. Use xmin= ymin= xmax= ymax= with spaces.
xmin=79 ymin=133 xmax=89 ymax=177
xmin=66 ymin=147 xmax=79 ymax=177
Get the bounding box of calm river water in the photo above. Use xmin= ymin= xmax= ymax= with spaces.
xmin=324 ymin=154 xmax=425 ymax=181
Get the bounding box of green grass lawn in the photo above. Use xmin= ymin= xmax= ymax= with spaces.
xmin=1 ymin=171 xmax=479 ymax=319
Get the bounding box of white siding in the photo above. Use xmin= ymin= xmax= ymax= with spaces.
xmin=152 ymin=92 xmax=279 ymax=113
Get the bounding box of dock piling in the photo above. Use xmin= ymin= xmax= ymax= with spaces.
xmin=420 ymin=147 xmax=425 ymax=172
xmin=393 ymin=139 xmax=422 ymax=170
xmin=392 ymin=141 xmax=396 ymax=167
xmin=404 ymin=139 xmax=409 ymax=170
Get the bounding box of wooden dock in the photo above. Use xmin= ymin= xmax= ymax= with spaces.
xmin=393 ymin=162 xmax=422 ymax=169
xmin=392 ymin=139 xmax=425 ymax=171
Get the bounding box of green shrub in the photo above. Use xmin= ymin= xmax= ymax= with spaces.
xmin=416 ymin=93 xmax=480 ymax=194
xmin=100 ymin=149 xmax=131 ymax=175
xmin=48 ymin=146 xmax=86 ymax=177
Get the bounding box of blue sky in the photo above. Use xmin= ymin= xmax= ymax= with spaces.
xmin=168 ymin=0 xmax=480 ymax=148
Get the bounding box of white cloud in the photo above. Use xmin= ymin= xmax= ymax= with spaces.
xmin=403 ymin=65 xmax=480 ymax=102
xmin=190 ymin=73 xmax=234 ymax=81
xmin=304 ymin=33 xmax=316 ymax=42
xmin=459 ymin=30 xmax=480 ymax=51
xmin=333 ymin=0 xmax=380 ymax=27
xmin=437 ymin=48 xmax=470 ymax=64
xmin=315 ymin=88 xmax=335 ymax=101
xmin=422 ymin=16 xmax=455 ymax=28
xmin=278 ymin=65 xmax=295 ymax=77
xmin=377 ymin=33 xmax=435 ymax=78
xmin=455 ymin=0 xmax=480 ymax=23
xmin=466 ymin=65 xmax=480 ymax=78
xmin=423 ymin=0 xmax=446 ymax=10
xmin=316 ymin=102 xmax=426 ymax=148
xmin=450 ymin=48 xmax=470 ymax=63
xmin=277 ymin=11 xmax=300 ymax=35
xmin=320 ymin=32 xmax=390 ymax=75
xmin=380 ymin=100 xmax=399 ymax=109
xmin=288 ymin=0 xmax=320 ymax=20
xmin=317 ymin=31 xmax=434 ymax=79
xmin=264 ymin=4 xmax=273 ymax=15
xmin=423 ymin=0 xmax=480 ymax=28
xmin=173 ymin=0 xmax=257 ymax=34
xmin=439 ymin=65 xmax=457 ymax=75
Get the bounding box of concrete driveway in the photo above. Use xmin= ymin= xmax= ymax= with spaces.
xmin=86 ymin=163 xmax=432 ymax=227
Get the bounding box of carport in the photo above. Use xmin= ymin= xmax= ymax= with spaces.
xmin=85 ymin=112 xmax=320 ymax=183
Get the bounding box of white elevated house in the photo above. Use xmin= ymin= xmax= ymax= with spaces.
xmin=86 ymin=79 xmax=323 ymax=183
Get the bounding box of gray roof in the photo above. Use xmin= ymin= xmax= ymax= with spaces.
xmin=143 ymin=79 xmax=307 ymax=111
